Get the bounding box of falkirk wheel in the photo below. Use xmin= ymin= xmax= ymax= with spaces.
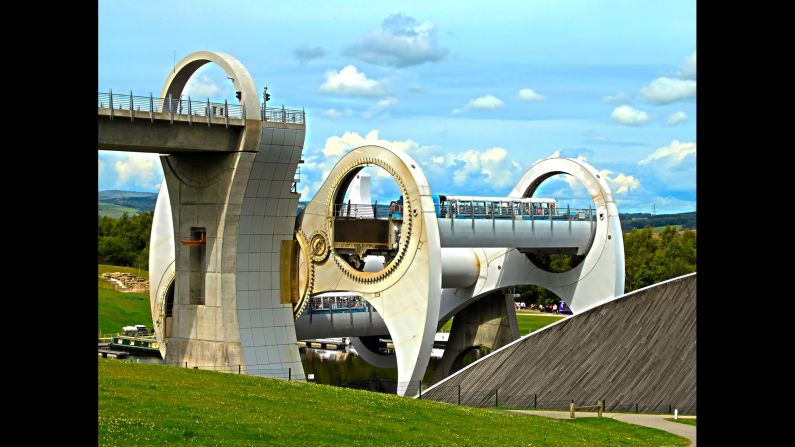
xmin=146 ymin=52 xmax=624 ymax=397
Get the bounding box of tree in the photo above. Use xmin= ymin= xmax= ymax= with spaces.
xmin=98 ymin=212 xmax=153 ymax=269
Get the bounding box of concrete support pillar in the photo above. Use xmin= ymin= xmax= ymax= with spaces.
xmin=159 ymin=151 xmax=252 ymax=369
xmin=432 ymin=292 xmax=519 ymax=383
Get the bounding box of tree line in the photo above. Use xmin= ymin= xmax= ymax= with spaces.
xmin=516 ymin=226 xmax=696 ymax=306
xmin=98 ymin=212 xmax=153 ymax=269
xmin=97 ymin=213 xmax=696 ymax=303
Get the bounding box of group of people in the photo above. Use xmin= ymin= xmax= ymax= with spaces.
xmin=514 ymin=302 xmax=561 ymax=314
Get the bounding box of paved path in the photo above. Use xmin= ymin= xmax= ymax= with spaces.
xmin=500 ymin=409 xmax=696 ymax=446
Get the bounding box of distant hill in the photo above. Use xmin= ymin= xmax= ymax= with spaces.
xmin=99 ymin=190 xmax=157 ymax=217
xmin=102 ymin=194 xmax=696 ymax=232
xmin=99 ymin=202 xmax=144 ymax=218
xmin=619 ymin=211 xmax=696 ymax=232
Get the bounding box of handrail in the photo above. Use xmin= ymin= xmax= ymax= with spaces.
xmin=98 ymin=91 xmax=304 ymax=124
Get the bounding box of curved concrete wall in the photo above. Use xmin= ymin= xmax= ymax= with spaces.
xmin=236 ymin=125 xmax=306 ymax=380
xmin=422 ymin=273 xmax=697 ymax=415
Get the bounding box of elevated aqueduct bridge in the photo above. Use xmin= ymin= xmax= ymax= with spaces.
xmin=97 ymin=51 xmax=624 ymax=396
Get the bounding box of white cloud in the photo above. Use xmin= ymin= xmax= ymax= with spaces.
xmin=452 ymin=94 xmax=504 ymax=113
xmin=603 ymin=91 xmax=631 ymax=104
xmin=444 ymin=147 xmax=521 ymax=188
xmin=99 ymin=152 xmax=163 ymax=191
xmin=320 ymin=130 xmax=425 ymax=159
xmin=323 ymin=109 xmax=342 ymax=118
xmin=599 ymin=169 xmax=640 ymax=194
xmin=667 ymin=111 xmax=688 ymax=125
xmin=184 ymin=74 xmax=225 ymax=98
xmin=680 ymin=51 xmax=696 ymax=79
xmin=532 ymin=150 xmax=561 ymax=165
xmin=319 ymin=65 xmax=389 ymax=97
xmin=343 ymin=14 xmax=448 ymax=67
xmin=641 ymin=77 xmax=696 ymax=104
xmin=611 ymin=105 xmax=650 ymax=126
xmin=374 ymin=97 xmax=399 ymax=109
xmin=363 ymin=97 xmax=399 ymax=118
xmin=517 ymin=88 xmax=544 ymax=102
xmin=299 ymin=130 xmax=433 ymax=201
xmin=294 ymin=45 xmax=325 ymax=64
xmin=639 ymin=140 xmax=696 ymax=166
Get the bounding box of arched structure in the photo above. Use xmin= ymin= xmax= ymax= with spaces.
xmin=146 ymin=51 xmax=306 ymax=379
xmin=159 ymin=51 xmax=262 ymax=152
xmin=430 ymin=157 xmax=624 ymax=381
xmin=123 ymin=51 xmax=625 ymax=393
xmin=289 ymin=145 xmax=442 ymax=395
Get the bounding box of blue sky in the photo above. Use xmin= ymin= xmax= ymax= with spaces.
xmin=99 ymin=0 xmax=696 ymax=213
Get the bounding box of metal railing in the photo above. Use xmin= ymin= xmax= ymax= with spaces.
xmin=307 ymin=295 xmax=374 ymax=314
xmin=262 ymin=105 xmax=305 ymax=124
xmin=417 ymin=383 xmax=696 ymax=415
xmin=441 ymin=204 xmax=596 ymax=221
xmin=98 ymin=90 xmax=304 ymax=124
xmin=332 ymin=203 xmax=385 ymax=219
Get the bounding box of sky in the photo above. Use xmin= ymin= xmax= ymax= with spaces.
xmin=98 ymin=0 xmax=696 ymax=213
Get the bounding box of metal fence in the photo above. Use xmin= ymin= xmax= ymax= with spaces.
xmin=418 ymin=383 xmax=696 ymax=415
xmin=442 ymin=205 xmax=596 ymax=221
xmin=117 ymin=358 xmax=298 ymax=380
xmin=104 ymin=356 xmax=695 ymax=414
xmin=98 ymin=90 xmax=304 ymax=124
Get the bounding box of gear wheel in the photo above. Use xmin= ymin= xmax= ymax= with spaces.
xmin=326 ymin=157 xmax=417 ymax=283
xmin=309 ymin=230 xmax=330 ymax=263
xmin=292 ymin=230 xmax=316 ymax=320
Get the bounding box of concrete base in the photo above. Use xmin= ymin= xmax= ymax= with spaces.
xmin=432 ymin=292 xmax=519 ymax=383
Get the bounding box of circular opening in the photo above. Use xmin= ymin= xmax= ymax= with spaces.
xmin=514 ymin=284 xmax=570 ymax=315
xmin=183 ymin=64 xmax=241 ymax=105
xmin=332 ymin=165 xmax=404 ymax=273
xmin=523 ymin=173 xmax=597 ymax=273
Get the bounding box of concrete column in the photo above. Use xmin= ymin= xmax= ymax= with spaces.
xmin=432 ymin=292 xmax=519 ymax=383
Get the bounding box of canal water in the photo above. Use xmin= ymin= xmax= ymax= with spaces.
xmin=122 ymin=346 xmax=442 ymax=391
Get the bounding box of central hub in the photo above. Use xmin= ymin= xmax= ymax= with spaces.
xmin=328 ymin=161 xmax=412 ymax=282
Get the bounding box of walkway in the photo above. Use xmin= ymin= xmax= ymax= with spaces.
xmin=499 ymin=409 xmax=696 ymax=446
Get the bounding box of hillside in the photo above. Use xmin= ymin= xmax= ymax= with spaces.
xmin=101 ymin=193 xmax=695 ymax=233
xmin=98 ymin=190 xmax=157 ymax=217
xmin=98 ymin=202 xmax=143 ymax=218
xmin=619 ymin=211 xmax=695 ymax=231
xmin=98 ymin=360 xmax=687 ymax=446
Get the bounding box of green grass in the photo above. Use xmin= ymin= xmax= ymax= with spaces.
xmin=98 ymin=264 xmax=151 ymax=336
xmin=98 ymin=359 xmax=688 ymax=446
xmin=441 ymin=314 xmax=567 ymax=336
xmin=517 ymin=314 xmax=567 ymax=335
xmin=98 ymin=287 xmax=151 ymax=336
xmin=665 ymin=418 xmax=696 ymax=426
xmin=99 ymin=201 xmax=142 ymax=218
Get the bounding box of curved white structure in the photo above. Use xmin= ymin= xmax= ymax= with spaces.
xmin=143 ymin=51 xmax=624 ymax=394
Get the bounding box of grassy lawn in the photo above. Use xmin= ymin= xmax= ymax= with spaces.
xmin=98 ymin=264 xmax=152 ymax=336
xmin=665 ymin=418 xmax=696 ymax=426
xmin=517 ymin=314 xmax=566 ymax=335
xmin=99 ymin=359 xmax=688 ymax=446
xmin=98 ymin=287 xmax=152 ymax=336
xmin=440 ymin=314 xmax=566 ymax=336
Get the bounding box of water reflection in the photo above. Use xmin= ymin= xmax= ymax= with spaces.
xmin=120 ymin=347 xmax=441 ymax=392
xmin=301 ymin=348 xmax=440 ymax=392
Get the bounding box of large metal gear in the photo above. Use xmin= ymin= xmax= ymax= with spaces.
xmin=325 ymin=156 xmax=416 ymax=283
xmin=292 ymin=230 xmax=315 ymax=320
xmin=309 ymin=230 xmax=330 ymax=263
